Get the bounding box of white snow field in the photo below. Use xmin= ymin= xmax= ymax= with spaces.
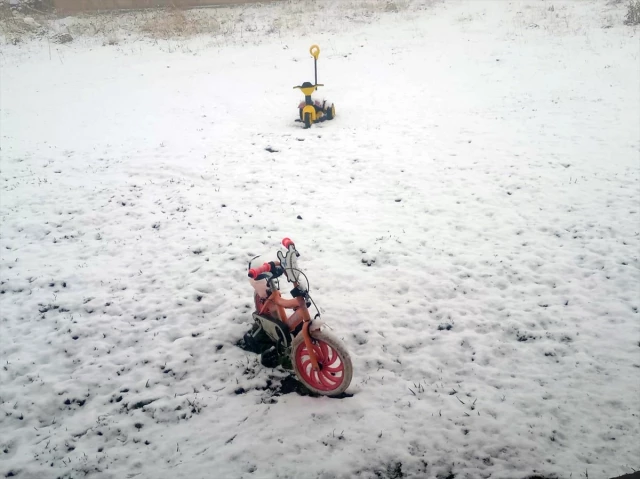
xmin=1 ymin=0 xmax=639 ymax=478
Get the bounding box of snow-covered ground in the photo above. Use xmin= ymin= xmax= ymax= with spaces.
xmin=1 ymin=1 xmax=639 ymax=478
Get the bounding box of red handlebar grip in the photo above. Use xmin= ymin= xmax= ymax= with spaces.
xmin=282 ymin=238 xmax=295 ymax=249
xmin=248 ymin=262 xmax=271 ymax=279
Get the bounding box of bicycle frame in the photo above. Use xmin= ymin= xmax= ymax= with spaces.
xmin=258 ymin=282 xmax=320 ymax=372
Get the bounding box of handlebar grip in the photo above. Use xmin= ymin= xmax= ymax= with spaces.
xmin=248 ymin=262 xmax=272 ymax=279
xmin=282 ymin=238 xmax=295 ymax=249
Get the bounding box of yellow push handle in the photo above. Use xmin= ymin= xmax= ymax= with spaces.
xmin=310 ymin=45 xmax=320 ymax=60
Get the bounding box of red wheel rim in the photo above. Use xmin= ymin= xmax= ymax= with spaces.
xmin=295 ymin=338 xmax=346 ymax=392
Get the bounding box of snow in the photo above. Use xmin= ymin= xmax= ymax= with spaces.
xmin=1 ymin=0 xmax=639 ymax=478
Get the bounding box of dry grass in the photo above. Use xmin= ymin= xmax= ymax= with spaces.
xmin=0 ymin=0 xmax=436 ymax=45
xmin=0 ymin=5 xmax=47 ymax=43
xmin=138 ymin=9 xmax=220 ymax=38
xmin=625 ymin=0 xmax=640 ymax=25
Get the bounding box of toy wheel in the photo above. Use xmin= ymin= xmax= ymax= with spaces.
xmin=304 ymin=112 xmax=312 ymax=129
xmin=261 ymin=346 xmax=280 ymax=368
xmin=326 ymin=104 xmax=335 ymax=120
xmin=291 ymin=330 xmax=352 ymax=396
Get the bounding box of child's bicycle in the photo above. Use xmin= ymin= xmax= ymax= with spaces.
xmin=243 ymin=238 xmax=352 ymax=396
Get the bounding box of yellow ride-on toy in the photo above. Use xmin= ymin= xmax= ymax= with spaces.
xmin=294 ymin=45 xmax=336 ymax=129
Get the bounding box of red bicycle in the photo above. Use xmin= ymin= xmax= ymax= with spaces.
xmin=245 ymin=238 xmax=353 ymax=396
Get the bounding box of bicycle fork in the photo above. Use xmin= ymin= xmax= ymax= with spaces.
xmin=301 ymin=320 xmax=320 ymax=371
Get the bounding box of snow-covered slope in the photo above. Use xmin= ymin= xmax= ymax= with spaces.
xmin=1 ymin=1 xmax=639 ymax=478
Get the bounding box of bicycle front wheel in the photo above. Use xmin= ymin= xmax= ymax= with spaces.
xmin=291 ymin=330 xmax=352 ymax=396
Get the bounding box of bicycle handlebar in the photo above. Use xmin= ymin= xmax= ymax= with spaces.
xmin=282 ymin=237 xmax=295 ymax=249
xmin=248 ymin=262 xmax=273 ymax=279
xmin=248 ymin=239 xmax=296 ymax=279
